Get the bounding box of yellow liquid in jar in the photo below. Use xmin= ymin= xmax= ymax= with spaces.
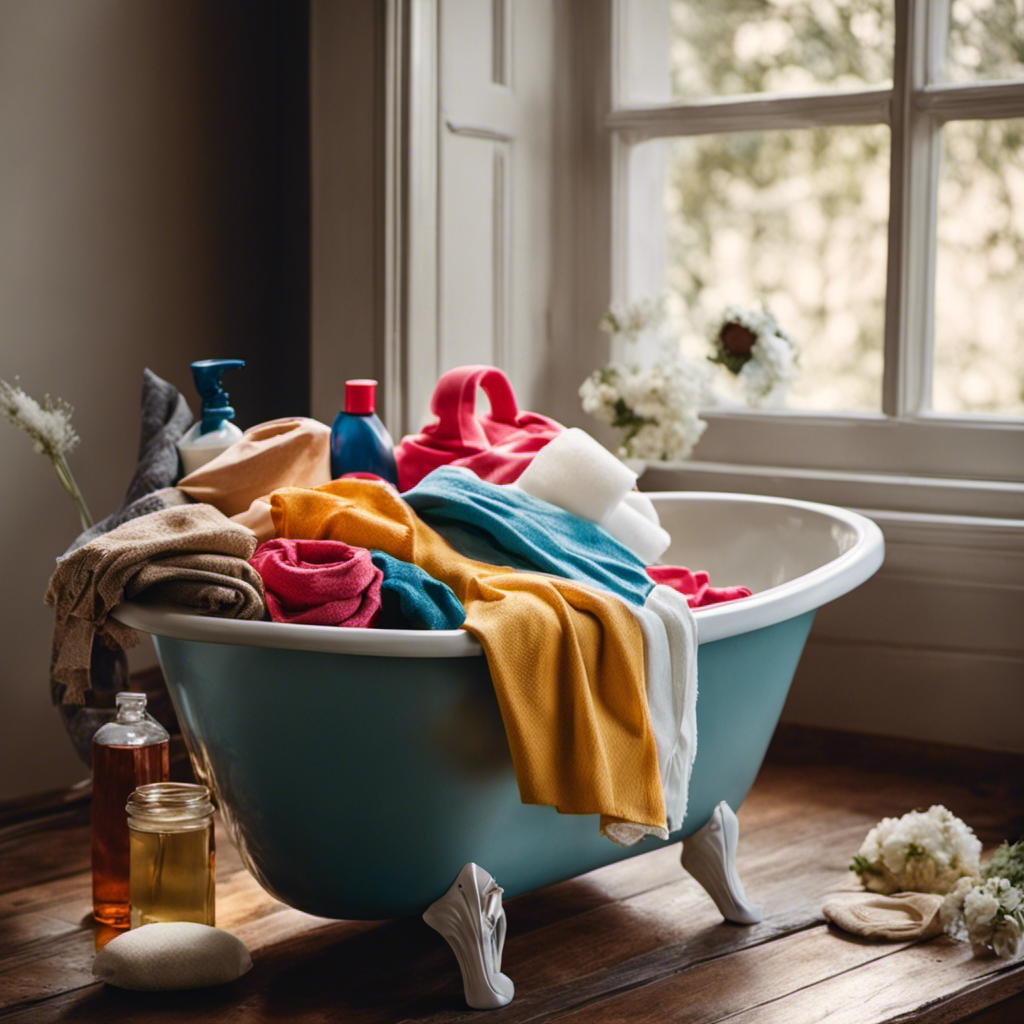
xmin=129 ymin=827 xmax=215 ymax=928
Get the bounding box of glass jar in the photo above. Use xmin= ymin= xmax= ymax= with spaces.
xmin=127 ymin=782 xmax=215 ymax=928
xmin=91 ymin=692 xmax=170 ymax=927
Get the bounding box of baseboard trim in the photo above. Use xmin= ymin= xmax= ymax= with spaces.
xmin=784 ymin=639 xmax=1024 ymax=754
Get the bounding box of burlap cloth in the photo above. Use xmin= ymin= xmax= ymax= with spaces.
xmin=46 ymin=504 xmax=266 ymax=704
xmin=822 ymin=892 xmax=945 ymax=940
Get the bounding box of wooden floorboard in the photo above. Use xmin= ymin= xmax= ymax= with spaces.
xmin=1 ymin=725 xmax=1022 ymax=1022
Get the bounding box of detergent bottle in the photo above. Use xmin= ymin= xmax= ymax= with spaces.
xmin=330 ymin=379 xmax=398 ymax=484
xmin=177 ymin=359 xmax=245 ymax=474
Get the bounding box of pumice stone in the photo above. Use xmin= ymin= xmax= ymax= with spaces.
xmin=93 ymin=922 xmax=252 ymax=990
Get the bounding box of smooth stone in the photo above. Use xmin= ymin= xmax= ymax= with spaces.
xmin=93 ymin=922 xmax=252 ymax=990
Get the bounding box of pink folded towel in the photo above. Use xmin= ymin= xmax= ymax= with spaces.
xmin=249 ymin=538 xmax=383 ymax=627
xmin=646 ymin=565 xmax=752 ymax=608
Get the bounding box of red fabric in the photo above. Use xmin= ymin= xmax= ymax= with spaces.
xmin=250 ymin=538 xmax=382 ymax=627
xmin=646 ymin=565 xmax=752 ymax=609
xmin=395 ymin=365 xmax=564 ymax=489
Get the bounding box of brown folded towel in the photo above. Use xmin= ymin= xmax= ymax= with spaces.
xmin=178 ymin=417 xmax=331 ymax=517
xmin=822 ymin=892 xmax=945 ymax=940
xmin=46 ymin=504 xmax=266 ymax=704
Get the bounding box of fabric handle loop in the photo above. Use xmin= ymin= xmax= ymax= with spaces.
xmin=429 ymin=366 xmax=522 ymax=450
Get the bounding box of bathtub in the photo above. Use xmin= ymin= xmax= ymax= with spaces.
xmin=113 ymin=491 xmax=883 ymax=1005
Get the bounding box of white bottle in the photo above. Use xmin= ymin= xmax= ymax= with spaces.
xmin=177 ymin=359 xmax=245 ymax=475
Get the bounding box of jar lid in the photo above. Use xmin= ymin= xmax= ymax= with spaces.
xmin=126 ymin=782 xmax=214 ymax=827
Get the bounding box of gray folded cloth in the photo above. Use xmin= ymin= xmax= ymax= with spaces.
xmin=822 ymin=892 xmax=945 ymax=940
xmin=61 ymin=369 xmax=194 ymax=558
xmin=46 ymin=504 xmax=266 ymax=704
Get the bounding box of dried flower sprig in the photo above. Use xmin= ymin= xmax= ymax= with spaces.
xmin=1 ymin=379 xmax=93 ymax=532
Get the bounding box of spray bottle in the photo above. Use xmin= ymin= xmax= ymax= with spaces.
xmin=330 ymin=379 xmax=398 ymax=484
xmin=177 ymin=359 xmax=245 ymax=474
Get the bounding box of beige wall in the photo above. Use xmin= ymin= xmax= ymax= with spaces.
xmin=0 ymin=1 xmax=306 ymax=801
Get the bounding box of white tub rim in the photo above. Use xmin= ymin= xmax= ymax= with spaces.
xmin=112 ymin=490 xmax=884 ymax=655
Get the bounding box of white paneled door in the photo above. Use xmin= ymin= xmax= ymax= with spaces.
xmin=405 ymin=0 xmax=559 ymax=430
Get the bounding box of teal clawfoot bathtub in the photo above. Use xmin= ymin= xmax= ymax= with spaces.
xmin=114 ymin=491 xmax=883 ymax=1009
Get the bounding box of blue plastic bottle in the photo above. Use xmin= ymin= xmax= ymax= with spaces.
xmin=330 ymin=379 xmax=399 ymax=484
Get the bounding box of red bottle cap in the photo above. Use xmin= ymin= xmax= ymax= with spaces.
xmin=345 ymin=379 xmax=377 ymax=414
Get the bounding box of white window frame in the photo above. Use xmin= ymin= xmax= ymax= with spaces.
xmin=602 ymin=0 xmax=1024 ymax=518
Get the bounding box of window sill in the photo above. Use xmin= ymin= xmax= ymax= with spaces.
xmin=640 ymin=458 xmax=1024 ymax=521
xmin=659 ymin=408 xmax=1024 ymax=497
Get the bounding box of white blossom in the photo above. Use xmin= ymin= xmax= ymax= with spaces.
xmin=579 ymin=357 xmax=707 ymax=464
xmin=708 ymin=304 xmax=800 ymax=407
xmin=852 ymin=805 xmax=982 ymax=895
xmin=942 ymin=875 xmax=1024 ymax=959
xmin=599 ymin=297 xmax=664 ymax=343
xmin=992 ymin=915 xmax=1023 ymax=959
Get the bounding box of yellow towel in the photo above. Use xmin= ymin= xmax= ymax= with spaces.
xmin=271 ymin=480 xmax=667 ymax=844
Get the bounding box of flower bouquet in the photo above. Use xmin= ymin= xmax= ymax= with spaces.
xmin=580 ymin=299 xmax=708 ymax=466
xmin=941 ymin=875 xmax=1024 ymax=959
xmin=851 ymin=806 xmax=1024 ymax=959
xmin=708 ymin=305 xmax=799 ymax=407
xmin=851 ymin=804 xmax=982 ymax=895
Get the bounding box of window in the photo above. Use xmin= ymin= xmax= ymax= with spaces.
xmin=604 ymin=0 xmax=1024 ymax=510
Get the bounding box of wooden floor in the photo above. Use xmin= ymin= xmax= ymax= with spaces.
xmin=2 ymin=725 xmax=1023 ymax=1023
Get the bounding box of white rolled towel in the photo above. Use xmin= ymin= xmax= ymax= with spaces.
xmin=621 ymin=489 xmax=661 ymax=526
xmin=603 ymin=500 xmax=671 ymax=564
xmin=516 ymin=427 xmax=636 ymax=523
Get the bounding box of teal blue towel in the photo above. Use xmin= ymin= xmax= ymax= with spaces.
xmin=370 ymin=550 xmax=466 ymax=630
xmin=402 ymin=466 xmax=653 ymax=605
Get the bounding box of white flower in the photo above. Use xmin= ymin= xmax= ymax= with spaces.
xmin=941 ymin=876 xmax=976 ymax=942
xmin=992 ymin=915 xmax=1023 ymax=959
xmin=964 ymin=886 xmax=1001 ymax=939
xmin=852 ymin=805 xmax=982 ymax=895
xmin=708 ymin=304 xmax=799 ymax=407
xmin=941 ymin=875 xmax=1024 ymax=959
xmin=579 ymin=355 xmax=707 ymax=464
xmin=599 ymin=298 xmax=664 ymax=343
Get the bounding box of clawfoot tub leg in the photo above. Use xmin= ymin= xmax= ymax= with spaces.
xmin=423 ymin=863 xmax=515 ymax=1010
xmin=680 ymin=800 xmax=763 ymax=925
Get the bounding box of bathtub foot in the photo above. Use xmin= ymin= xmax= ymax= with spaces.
xmin=680 ymin=800 xmax=763 ymax=925
xmin=423 ymin=862 xmax=515 ymax=1010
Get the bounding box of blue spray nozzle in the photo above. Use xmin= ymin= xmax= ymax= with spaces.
xmin=190 ymin=359 xmax=245 ymax=434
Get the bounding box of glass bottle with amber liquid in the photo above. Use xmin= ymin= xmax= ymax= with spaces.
xmin=91 ymin=692 xmax=169 ymax=927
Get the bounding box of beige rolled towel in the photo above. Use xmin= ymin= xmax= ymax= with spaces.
xmin=46 ymin=504 xmax=266 ymax=704
xmin=231 ymin=496 xmax=276 ymax=544
xmin=822 ymin=892 xmax=945 ymax=940
xmin=178 ymin=417 xmax=331 ymax=517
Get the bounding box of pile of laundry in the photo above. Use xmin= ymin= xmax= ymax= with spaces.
xmin=47 ymin=366 xmax=751 ymax=845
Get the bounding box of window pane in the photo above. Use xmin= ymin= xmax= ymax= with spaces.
xmin=631 ymin=126 xmax=890 ymax=412
xmin=620 ymin=0 xmax=894 ymax=104
xmin=946 ymin=0 xmax=1024 ymax=84
xmin=933 ymin=119 xmax=1024 ymax=417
